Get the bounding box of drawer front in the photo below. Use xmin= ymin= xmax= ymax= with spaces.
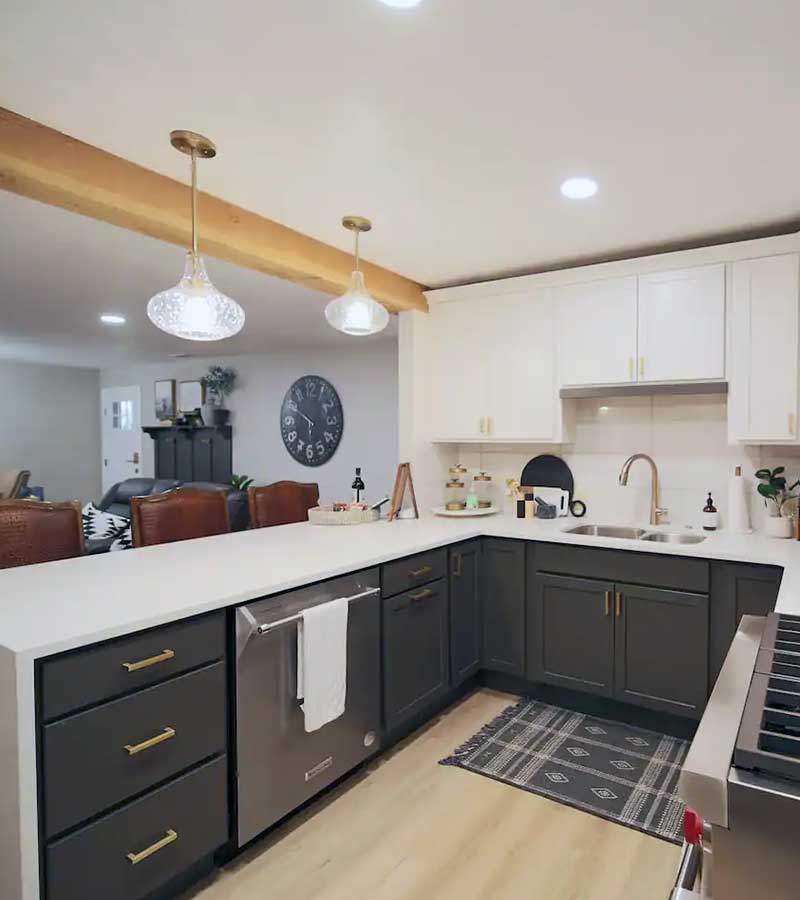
xmin=535 ymin=543 xmax=709 ymax=594
xmin=40 ymin=612 xmax=225 ymax=721
xmin=46 ymin=755 xmax=228 ymax=900
xmin=44 ymin=662 xmax=226 ymax=838
xmin=382 ymin=549 xmax=447 ymax=598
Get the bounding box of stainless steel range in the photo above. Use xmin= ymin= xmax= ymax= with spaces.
xmin=676 ymin=612 xmax=800 ymax=900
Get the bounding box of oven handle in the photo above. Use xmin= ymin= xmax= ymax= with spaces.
xmin=256 ymin=587 xmax=381 ymax=635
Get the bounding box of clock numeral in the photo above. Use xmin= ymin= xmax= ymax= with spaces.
xmin=306 ymin=445 xmax=314 ymax=461
xmin=322 ymin=401 xmax=332 ymax=416
xmin=287 ymin=400 xmax=298 ymax=413
xmin=315 ymin=441 xmax=324 ymax=455
xmin=296 ymin=439 xmax=306 ymax=453
xmin=306 ymin=380 xmax=318 ymax=397
xmin=288 ymin=431 xmax=297 ymax=442
xmin=324 ymin=431 xmax=335 ymax=444
xmin=283 ymin=416 xmax=295 ymax=427
xmin=294 ymin=387 xmax=304 ymax=402
xmin=327 ymin=416 xmax=338 ymax=426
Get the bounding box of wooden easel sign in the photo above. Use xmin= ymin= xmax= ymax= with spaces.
xmin=388 ymin=462 xmax=419 ymax=522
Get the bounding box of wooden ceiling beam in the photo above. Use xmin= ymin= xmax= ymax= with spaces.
xmin=0 ymin=108 xmax=428 ymax=314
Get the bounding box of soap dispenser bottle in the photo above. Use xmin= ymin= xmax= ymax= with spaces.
xmin=702 ymin=493 xmax=719 ymax=531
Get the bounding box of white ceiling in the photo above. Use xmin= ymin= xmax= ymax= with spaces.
xmin=0 ymin=192 xmax=396 ymax=368
xmin=4 ymin=0 xmax=800 ymax=290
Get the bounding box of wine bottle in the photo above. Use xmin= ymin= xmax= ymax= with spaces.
xmin=351 ymin=467 xmax=365 ymax=503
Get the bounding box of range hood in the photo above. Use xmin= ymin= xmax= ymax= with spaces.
xmin=559 ymin=380 xmax=728 ymax=400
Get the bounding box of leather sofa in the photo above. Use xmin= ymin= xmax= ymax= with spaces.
xmin=98 ymin=478 xmax=250 ymax=532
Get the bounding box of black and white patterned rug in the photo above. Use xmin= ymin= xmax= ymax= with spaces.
xmin=440 ymin=698 xmax=688 ymax=844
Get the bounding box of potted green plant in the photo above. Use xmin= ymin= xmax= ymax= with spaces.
xmin=231 ymin=474 xmax=254 ymax=491
xmin=755 ymin=466 xmax=799 ymax=538
xmin=201 ymin=366 xmax=237 ymax=425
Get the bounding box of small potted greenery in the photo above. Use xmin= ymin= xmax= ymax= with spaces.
xmin=755 ymin=466 xmax=799 ymax=538
xmin=201 ymin=365 xmax=237 ymax=425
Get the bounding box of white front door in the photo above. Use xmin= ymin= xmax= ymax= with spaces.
xmin=101 ymin=386 xmax=143 ymax=493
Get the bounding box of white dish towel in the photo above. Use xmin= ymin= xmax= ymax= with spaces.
xmin=296 ymin=597 xmax=349 ymax=733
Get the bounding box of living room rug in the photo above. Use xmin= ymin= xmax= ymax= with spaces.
xmin=440 ymin=698 xmax=688 ymax=844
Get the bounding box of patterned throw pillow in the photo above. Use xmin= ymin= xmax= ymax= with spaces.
xmin=81 ymin=502 xmax=132 ymax=551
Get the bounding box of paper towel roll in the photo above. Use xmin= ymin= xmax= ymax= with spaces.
xmin=728 ymin=467 xmax=752 ymax=534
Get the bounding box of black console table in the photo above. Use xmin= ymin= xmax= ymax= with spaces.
xmin=143 ymin=426 xmax=233 ymax=485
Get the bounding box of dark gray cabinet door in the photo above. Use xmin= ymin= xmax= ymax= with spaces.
xmin=528 ymin=573 xmax=615 ymax=697
xmin=449 ymin=541 xmax=481 ymax=686
xmin=155 ymin=432 xmax=177 ymax=480
xmin=481 ymin=539 xmax=526 ymax=675
xmin=193 ymin=433 xmax=214 ymax=482
xmin=710 ymin=562 xmax=782 ymax=685
xmin=383 ymin=578 xmax=449 ymax=731
xmin=614 ymin=583 xmax=708 ymax=718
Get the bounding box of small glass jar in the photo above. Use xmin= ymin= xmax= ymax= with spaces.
xmin=449 ymin=463 xmax=468 ymax=480
xmin=472 ymin=471 xmax=494 ymax=508
xmin=444 ymin=477 xmax=467 ymax=511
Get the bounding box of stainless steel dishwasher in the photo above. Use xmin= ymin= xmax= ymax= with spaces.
xmin=234 ymin=568 xmax=381 ymax=846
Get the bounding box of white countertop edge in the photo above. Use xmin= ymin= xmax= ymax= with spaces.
xmin=1 ymin=513 xmax=798 ymax=661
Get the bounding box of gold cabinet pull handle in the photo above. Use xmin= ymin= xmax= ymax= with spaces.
xmin=126 ymin=829 xmax=178 ymax=865
xmin=409 ymin=565 xmax=432 ymax=578
xmin=790 ymin=413 xmax=796 ymax=436
xmin=487 ymin=417 xmax=492 ymax=434
xmin=409 ymin=588 xmax=433 ymax=601
xmin=604 ymin=590 xmax=610 ymax=616
xmin=452 ymin=553 xmax=462 ymax=577
xmin=628 ymin=357 xmax=634 ymax=380
xmin=615 ymin=592 xmax=622 ymax=618
xmin=479 ymin=417 xmax=486 ymax=434
xmin=639 ymin=357 xmax=645 ymax=378
xmin=125 ymin=726 xmax=176 ymax=756
xmin=122 ymin=649 xmax=175 ymax=673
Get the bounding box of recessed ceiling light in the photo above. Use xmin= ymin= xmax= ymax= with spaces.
xmin=560 ymin=177 xmax=598 ymax=199
xmin=100 ymin=314 xmax=126 ymax=325
xmin=379 ymin=0 xmax=423 ymax=7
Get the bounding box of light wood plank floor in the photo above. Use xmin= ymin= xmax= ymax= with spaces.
xmin=182 ymin=689 xmax=679 ymax=900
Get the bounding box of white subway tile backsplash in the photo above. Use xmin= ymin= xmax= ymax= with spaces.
xmin=450 ymin=394 xmax=799 ymax=531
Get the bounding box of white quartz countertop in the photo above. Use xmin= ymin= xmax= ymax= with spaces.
xmin=1 ymin=513 xmax=799 ymax=660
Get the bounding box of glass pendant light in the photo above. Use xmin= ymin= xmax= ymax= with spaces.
xmin=147 ymin=131 xmax=245 ymax=341
xmin=325 ymin=216 xmax=390 ymax=336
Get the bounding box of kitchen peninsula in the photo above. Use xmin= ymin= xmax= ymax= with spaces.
xmin=1 ymin=514 xmax=797 ymax=900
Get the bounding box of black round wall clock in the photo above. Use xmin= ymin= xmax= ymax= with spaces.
xmin=280 ymin=375 xmax=344 ymax=467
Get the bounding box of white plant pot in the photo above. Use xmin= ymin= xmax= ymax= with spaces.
xmin=764 ymin=515 xmax=792 ymax=539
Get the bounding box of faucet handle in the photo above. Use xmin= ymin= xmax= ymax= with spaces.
xmin=655 ymin=507 xmax=669 ymax=524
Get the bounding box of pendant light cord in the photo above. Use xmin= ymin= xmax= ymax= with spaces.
xmin=190 ymin=148 xmax=199 ymax=279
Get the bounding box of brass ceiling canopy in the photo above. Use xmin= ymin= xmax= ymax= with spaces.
xmin=169 ymin=130 xmax=217 ymax=159
xmin=342 ymin=215 xmax=372 ymax=233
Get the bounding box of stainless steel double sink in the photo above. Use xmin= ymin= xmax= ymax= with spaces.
xmin=564 ymin=523 xmax=706 ymax=545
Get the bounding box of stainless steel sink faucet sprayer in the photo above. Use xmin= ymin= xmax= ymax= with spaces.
xmin=618 ymin=454 xmax=668 ymax=527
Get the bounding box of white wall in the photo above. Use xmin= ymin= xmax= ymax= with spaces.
xmin=100 ymin=343 xmax=399 ymax=504
xmin=0 ymin=360 xmax=101 ymax=503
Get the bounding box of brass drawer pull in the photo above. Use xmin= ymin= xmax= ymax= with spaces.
xmin=615 ymin=592 xmax=622 ymax=618
xmin=409 ymin=565 xmax=433 ymax=578
xmin=125 ymin=726 xmax=176 ymax=756
xmin=126 ymin=829 xmax=178 ymax=865
xmin=604 ymin=590 xmax=610 ymax=617
xmin=409 ymin=588 xmax=433 ymax=601
xmin=122 ymin=649 xmax=175 ymax=673
xmin=452 ymin=553 xmax=462 ymax=577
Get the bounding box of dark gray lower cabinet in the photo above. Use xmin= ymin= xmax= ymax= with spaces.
xmin=528 ymin=573 xmax=615 ymax=697
xmin=710 ymin=562 xmax=782 ymax=684
xmin=449 ymin=541 xmax=481 ymax=686
xmin=383 ymin=578 xmax=449 ymax=731
xmin=614 ymin=583 xmax=708 ymax=718
xmin=481 ymin=539 xmax=525 ymax=675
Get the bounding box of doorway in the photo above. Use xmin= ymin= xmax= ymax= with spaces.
xmin=101 ymin=385 xmax=142 ymax=493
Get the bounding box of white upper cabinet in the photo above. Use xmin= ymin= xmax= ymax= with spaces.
xmin=637 ymin=264 xmax=725 ymax=382
xmin=729 ymin=254 xmax=800 ymax=444
xmin=428 ymin=289 xmax=569 ymax=443
xmin=556 ymin=276 xmax=638 ymax=386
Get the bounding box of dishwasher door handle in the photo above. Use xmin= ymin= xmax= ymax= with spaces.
xmin=256 ymin=586 xmax=380 ymax=635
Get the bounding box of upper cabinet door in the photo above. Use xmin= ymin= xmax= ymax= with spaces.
xmin=428 ymin=298 xmax=486 ymax=441
xmin=637 ymin=264 xmax=725 ymax=383
xmin=556 ymin=276 xmax=638 ymax=386
xmin=483 ymin=289 xmax=559 ymax=441
xmin=729 ymin=254 xmax=800 ymax=443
